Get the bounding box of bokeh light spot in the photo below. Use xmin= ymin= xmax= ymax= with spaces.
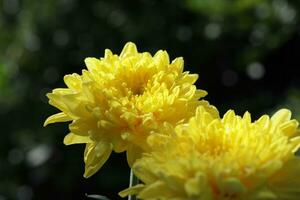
xmin=247 ymin=62 xmax=265 ymax=80
xmin=25 ymin=34 xmax=40 ymax=52
xmin=273 ymin=0 xmax=297 ymax=24
xmin=204 ymin=23 xmax=221 ymax=40
xmin=26 ymin=144 xmax=52 ymax=167
xmin=108 ymin=10 xmax=126 ymax=27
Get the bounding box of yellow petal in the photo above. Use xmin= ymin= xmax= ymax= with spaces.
xmin=195 ymin=89 xmax=208 ymax=98
xmin=185 ymin=174 xmax=204 ymax=196
xmin=133 ymin=161 xmax=158 ymax=184
xmin=126 ymin=144 xmax=142 ymax=167
xmin=63 ymin=133 xmax=92 ymax=145
xmin=250 ymin=188 xmax=277 ymax=200
xmin=153 ymin=50 xmax=170 ymax=69
xmin=220 ymin=177 xmax=246 ymax=194
xmin=256 ymin=115 xmax=270 ymax=130
xmin=138 ymin=181 xmax=172 ymax=199
xmin=49 ymin=91 xmax=91 ymax=118
xmin=46 ymin=93 xmax=79 ymax=118
xmin=63 ymin=73 xmax=82 ymax=90
xmin=269 ymin=157 xmax=300 ymax=199
xmin=84 ymin=57 xmax=100 ymax=72
xmin=260 ymin=160 xmax=283 ymax=177
xmin=195 ymin=105 xmax=216 ymax=124
xmin=279 ymin=120 xmax=299 ymax=137
xmin=69 ymin=119 xmax=95 ymax=136
xmin=222 ymin=110 xmax=236 ymax=124
xmin=83 ymin=142 xmax=112 ymax=178
xmin=243 ymin=111 xmax=252 ymax=124
xmin=104 ymin=49 xmax=113 ymax=58
xmin=118 ymin=184 xmax=145 ymax=198
xmin=171 ymin=57 xmax=184 ymax=73
xmin=163 ymin=175 xmax=185 ymax=192
xmin=120 ymin=42 xmax=138 ymax=58
xmin=44 ymin=112 xmax=72 ymax=126
xmin=271 ymin=109 xmax=292 ymax=126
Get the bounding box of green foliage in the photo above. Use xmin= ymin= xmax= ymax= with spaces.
xmin=186 ymin=0 xmax=298 ymax=66
xmin=186 ymin=0 xmax=265 ymax=15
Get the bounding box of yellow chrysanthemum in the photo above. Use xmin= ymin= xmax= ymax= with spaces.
xmin=44 ymin=42 xmax=218 ymax=178
xmin=120 ymin=107 xmax=300 ymax=200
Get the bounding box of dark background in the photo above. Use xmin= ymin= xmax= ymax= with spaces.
xmin=0 ymin=0 xmax=300 ymax=199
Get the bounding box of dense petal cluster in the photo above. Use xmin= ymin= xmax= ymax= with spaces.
xmin=120 ymin=107 xmax=300 ymax=199
xmin=44 ymin=42 xmax=218 ymax=177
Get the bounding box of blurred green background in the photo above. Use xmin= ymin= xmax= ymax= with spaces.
xmin=1 ymin=0 xmax=300 ymax=199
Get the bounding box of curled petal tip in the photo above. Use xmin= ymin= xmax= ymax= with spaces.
xmin=43 ymin=113 xmax=71 ymax=127
xmin=83 ymin=173 xmax=91 ymax=179
xmin=120 ymin=42 xmax=138 ymax=57
xmin=271 ymin=108 xmax=292 ymax=125
xmin=84 ymin=57 xmax=93 ymax=63
xmin=44 ymin=116 xmax=54 ymax=127
xmin=43 ymin=120 xmax=49 ymax=127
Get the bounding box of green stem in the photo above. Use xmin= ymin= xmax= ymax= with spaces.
xmin=128 ymin=169 xmax=139 ymax=200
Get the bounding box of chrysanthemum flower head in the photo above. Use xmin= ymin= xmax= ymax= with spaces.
xmin=44 ymin=42 xmax=218 ymax=178
xmin=120 ymin=107 xmax=300 ymax=199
